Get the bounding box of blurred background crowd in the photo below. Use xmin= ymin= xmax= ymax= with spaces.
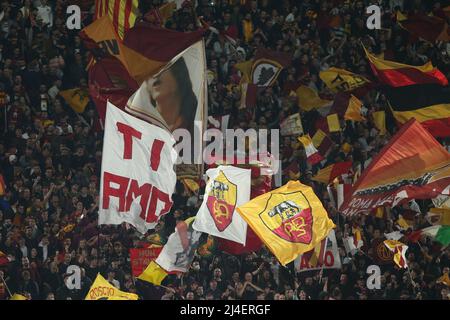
xmin=0 ymin=0 xmax=449 ymax=300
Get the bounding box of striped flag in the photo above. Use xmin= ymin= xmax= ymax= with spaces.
xmin=95 ymin=0 xmax=139 ymax=39
xmin=364 ymin=46 xmax=448 ymax=87
xmin=298 ymin=134 xmax=323 ymax=165
xmin=384 ymin=240 xmax=409 ymax=268
xmin=312 ymin=161 xmax=352 ymax=184
xmin=312 ymin=129 xmax=333 ymax=156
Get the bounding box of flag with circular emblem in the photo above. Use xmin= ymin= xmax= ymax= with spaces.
xmin=236 ymin=180 xmax=335 ymax=266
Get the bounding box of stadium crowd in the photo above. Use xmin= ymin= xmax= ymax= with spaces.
xmin=0 ymin=0 xmax=450 ymax=300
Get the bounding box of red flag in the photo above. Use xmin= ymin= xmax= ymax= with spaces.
xmin=340 ymin=119 xmax=450 ymax=216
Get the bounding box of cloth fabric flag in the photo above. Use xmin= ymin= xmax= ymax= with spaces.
xmin=94 ymin=0 xmax=139 ymax=39
xmin=86 ymin=273 xmax=139 ymax=300
xmin=372 ymin=111 xmax=386 ymax=135
xmin=384 ymin=240 xmax=409 ymax=268
xmin=137 ymin=260 xmax=168 ymax=286
xmin=193 ymin=166 xmax=251 ymax=245
xmin=340 ymin=119 xmax=450 ymax=216
xmin=81 ymin=16 xmax=205 ymax=85
xmin=182 ymin=178 xmax=200 ymax=193
xmin=0 ymin=174 xmax=5 ymax=196
xmin=88 ymin=56 xmax=139 ymax=121
xmin=10 ymin=294 xmax=27 ymax=300
xmin=437 ymin=273 xmax=450 ymax=287
xmin=385 ymin=84 xmax=450 ymax=138
xmin=312 ymin=129 xmax=333 ymax=156
xmin=296 ymin=86 xmax=333 ymax=111
xmin=397 ymin=13 xmax=450 ymax=43
xmin=344 ymin=95 xmax=365 ymax=121
xmin=99 ymin=102 xmax=177 ymax=234
xmin=427 ymin=207 xmax=450 ymax=226
xmin=364 ymin=46 xmax=448 ymax=87
xmin=421 ymin=225 xmax=450 ymax=246
xmin=319 ymin=67 xmax=370 ymax=93
xmin=312 ymin=161 xmax=352 ymax=184
xmin=326 ymin=113 xmax=341 ymax=132
xmin=343 ymin=235 xmax=362 ymax=255
xmin=156 ymin=217 xmax=202 ymax=273
xmin=295 ymin=230 xmax=341 ymax=272
xmin=280 ymin=113 xmax=304 ymax=136
xmin=144 ymin=1 xmax=177 ymax=26
xmin=298 ymin=134 xmax=324 ymax=165
xmin=59 ymin=88 xmax=90 ymax=114
xmin=236 ymin=180 xmax=335 ymax=266
xmin=283 ymin=161 xmax=300 ymax=180
xmin=129 ymin=247 xmax=162 ymax=277
xmin=385 ymin=231 xmax=403 ymax=241
xmin=0 ymin=250 xmax=12 ymax=266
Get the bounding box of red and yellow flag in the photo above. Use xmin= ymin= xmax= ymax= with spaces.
xmin=340 ymin=119 xmax=450 ymax=216
xmin=384 ymin=240 xmax=408 ymax=268
xmin=344 ymin=95 xmax=365 ymax=121
xmin=95 ymin=0 xmax=139 ymax=39
xmin=236 ymin=180 xmax=335 ymax=265
xmin=0 ymin=174 xmax=5 ymax=196
xmin=312 ymin=161 xmax=352 ymax=184
xmin=364 ymin=46 xmax=448 ymax=87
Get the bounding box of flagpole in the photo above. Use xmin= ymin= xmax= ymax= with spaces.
xmin=0 ymin=274 xmax=13 ymax=298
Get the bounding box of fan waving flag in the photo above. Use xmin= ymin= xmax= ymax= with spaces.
xmin=383 ymin=240 xmax=409 ymax=269
xmin=95 ymin=0 xmax=139 ymax=39
xmin=156 ymin=217 xmax=202 ymax=273
xmin=397 ymin=13 xmax=450 ymax=43
xmin=340 ymin=119 xmax=450 ymax=216
xmin=236 ymin=180 xmax=335 ymax=266
xmin=312 ymin=161 xmax=352 ymax=184
xmin=319 ymin=67 xmax=370 ymax=93
xmin=99 ymin=102 xmax=177 ymax=234
xmin=298 ymin=134 xmax=323 ymax=165
xmin=193 ymin=166 xmax=251 ymax=245
xmin=86 ymin=273 xmax=139 ymax=300
xmin=364 ymin=46 xmax=448 ymax=87
xmin=385 ymin=84 xmax=450 ymax=138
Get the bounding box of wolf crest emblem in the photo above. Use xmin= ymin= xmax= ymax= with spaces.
xmin=259 ymin=193 xmax=313 ymax=243
xmin=206 ymin=171 xmax=237 ymax=232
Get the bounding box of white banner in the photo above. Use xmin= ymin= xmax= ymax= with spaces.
xmin=99 ymin=102 xmax=177 ymax=234
xmin=294 ymin=230 xmax=342 ymax=272
xmin=156 ymin=217 xmax=202 ymax=273
xmin=126 ymin=40 xmax=206 ymax=165
xmin=193 ymin=165 xmax=250 ymax=245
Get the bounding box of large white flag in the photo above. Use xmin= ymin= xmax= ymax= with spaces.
xmin=156 ymin=217 xmax=202 ymax=273
xmin=193 ymin=165 xmax=251 ymax=245
xmin=99 ymin=102 xmax=177 ymax=233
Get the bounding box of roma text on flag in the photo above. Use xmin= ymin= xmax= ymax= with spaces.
xmin=236 ymin=180 xmax=335 ymax=265
xmin=340 ymin=119 xmax=450 ymax=216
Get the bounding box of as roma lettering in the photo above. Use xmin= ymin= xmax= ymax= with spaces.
xmin=102 ymin=122 xmax=172 ymax=223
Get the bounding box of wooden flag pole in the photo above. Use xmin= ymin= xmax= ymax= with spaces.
xmin=0 ymin=274 xmax=13 ymax=298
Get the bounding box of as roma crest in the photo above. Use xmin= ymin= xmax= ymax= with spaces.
xmin=206 ymin=171 xmax=237 ymax=232
xmin=251 ymin=59 xmax=283 ymax=87
xmin=259 ymin=192 xmax=313 ymax=243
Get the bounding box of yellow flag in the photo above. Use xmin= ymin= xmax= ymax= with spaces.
xmin=85 ymin=273 xmax=138 ymax=300
xmin=137 ymin=261 xmax=168 ymax=286
xmin=312 ymin=129 xmax=327 ymax=148
xmin=236 ymin=180 xmax=335 ymax=265
xmin=372 ymin=111 xmax=386 ymax=135
xmin=428 ymin=207 xmax=450 ymax=226
xmin=437 ymin=273 xmax=450 ymax=287
xmin=10 ymin=293 xmax=28 ymax=300
xmin=319 ymin=67 xmax=370 ymax=93
xmin=296 ymin=86 xmax=332 ymax=111
xmin=59 ymin=88 xmax=90 ymax=113
xmin=235 ymin=60 xmax=253 ymax=83
xmin=327 ymin=113 xmax=341 ymax=132
xmin=384 ymin=240 xmax=408 ymax=268
xmin=344 ymin=95 xmax=365 ymax=121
